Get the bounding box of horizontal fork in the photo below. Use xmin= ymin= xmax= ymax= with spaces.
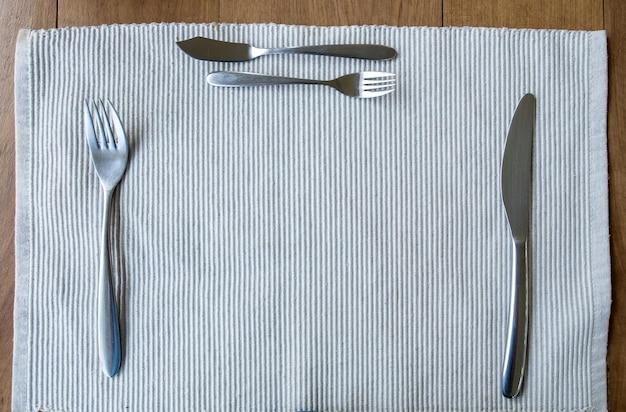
xmin=207 ymin=71 xmax=396 ymax=98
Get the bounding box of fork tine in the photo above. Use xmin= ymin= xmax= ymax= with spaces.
xmin=363 ymin=71 xmax=396 ymax=79
xmin=363 ymin=78 xmax=396 ymax=86
xmin=97 ymin=99 xmax=115 ymax=149
xmin=362 ymin=88 xmax=395 ymax=98
xmin=363 ymin=85 xmax=396 ymax=93
xmin=84 ymin=100 xmax=100 ymax=151
xmin=92 ymin=99 xmax=109 ymax=149
xmin=363 ymin=83 xmax=396 ymax=92
xmin=363 ymin=88 xmax=396 ymax=96
xmin=106 ymin=100 xmax=128 ymax=152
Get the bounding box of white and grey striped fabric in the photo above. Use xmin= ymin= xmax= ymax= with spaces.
xmin=13 ymin=23 xmax=609 ymax=411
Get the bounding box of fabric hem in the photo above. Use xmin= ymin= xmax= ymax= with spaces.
xmin=586 ymin=30 xmax=610 ymax=411
xmin=13 ymin=28 xmax=33 ymax=412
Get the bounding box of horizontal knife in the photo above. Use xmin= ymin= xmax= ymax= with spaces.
xmin=176 ymin=37 xmax=397 ymax=61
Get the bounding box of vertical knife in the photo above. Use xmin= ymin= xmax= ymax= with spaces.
xmin=500 ymin=93 xmax=536 ymax=398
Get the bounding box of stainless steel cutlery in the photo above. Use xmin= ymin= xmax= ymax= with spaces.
xmin=500 ymin=93 xmax=536 ymax=398
xmin=84 ymin=99 xmax=129 ymax=377
xmin=207 ymin=71 xmax=396 ymax=98
xmin=178 ymin=37 xmax=397 ymax=97
xmin=177 ymin=37 xmax=397 ymax=61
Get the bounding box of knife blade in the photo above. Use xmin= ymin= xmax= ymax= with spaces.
xmin=500 ymin=93 xmax=536 ymax=399
xmin=176 ymin=37 xmax=397 ymax=62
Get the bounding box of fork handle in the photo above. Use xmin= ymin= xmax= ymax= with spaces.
xmin=98 ymin=188 xmax=121 ymax=377
xmin=207 ymin=71 xmax=323 ymax=87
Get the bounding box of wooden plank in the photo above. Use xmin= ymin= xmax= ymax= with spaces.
xmin=443 ymin=0 xmax=603 ymax=30
xmin=219 ymin=0 xmax=442 ymax=27
xmin=58 ymin=0 xmax=219 ymax=27
xmin=605 ymin=1 xmax=626 ymax=410
xmin=31 ymin=0 xmax=58 ymax=29
xmin=0 ymin=0 xmax=56 ymax=408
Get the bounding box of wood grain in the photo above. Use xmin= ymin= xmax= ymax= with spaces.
xmin=58 ymin=0 xmax=219 ymax=27
xmin=219 ymin=0 xmax=441 ymax=26
xmin=605 ymin=1 xmax=626 ymax=410
xmin=443 ymin=0 xmax=603 ymax=30
xmin=1 ymin=1 xmax=623 ymax=411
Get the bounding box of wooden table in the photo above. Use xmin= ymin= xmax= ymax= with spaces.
xmin=1 ymin=0 xmax=623 ymax=410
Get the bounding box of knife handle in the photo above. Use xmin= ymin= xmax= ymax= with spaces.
xmin=502 ymin=239 xmax=529 ymax=398
xmin=268 ymin=44 xmax=397 ymax=60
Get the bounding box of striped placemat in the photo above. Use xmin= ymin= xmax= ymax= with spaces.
xmin=13 ymin=23 xmax=609 ymax=411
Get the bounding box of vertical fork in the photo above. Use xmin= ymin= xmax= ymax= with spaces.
xmin=84 ymin=99 xmax=129 ymax=377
